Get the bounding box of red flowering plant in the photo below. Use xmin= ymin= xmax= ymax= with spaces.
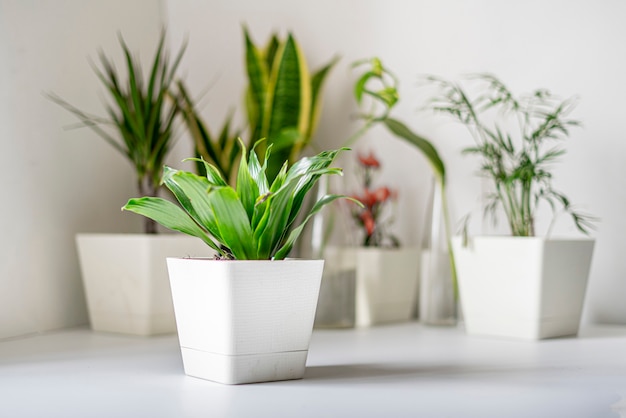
xmin=350 ymin=151 xmax=400 ymax=247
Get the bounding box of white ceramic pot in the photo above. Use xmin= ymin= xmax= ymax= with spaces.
xmin=453 ymin=237 xmax=595 ymax=340
xmin=353 ymin=247 xmax=420 ymax=327
xmin=314 ymin=247 xmax=420 ymax=328
xmin=76 ymin=233 xmax=211 ymax=336
xmin=166 ymin=258 xmax=324 ymax=384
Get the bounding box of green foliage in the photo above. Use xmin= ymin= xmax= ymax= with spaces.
xmin=176 ymin=81 xmax=242 ymax=184
xmin=243 ymin=26 xmax=338 ymax=182
xmin=122 ymin=141 xmax=354 ymax=260
xmin=347 ymin=57 xmax=457 ymax=295
xmin=425 ymin=74 xmax=595 ymax=236
xmin=47 ymin=32 xmax=186 ymax=233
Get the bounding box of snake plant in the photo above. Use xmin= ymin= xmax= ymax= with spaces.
xmin=47 ymin=32 xmax=186 ymax=233
xmin=122 ymin=141 xmax=355 ymax=260
xmin=244 ymin=27 xmax=338 ymax=182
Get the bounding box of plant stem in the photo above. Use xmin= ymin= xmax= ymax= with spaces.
xmin=138 ymin=175 xmax=159 ymax=234
xmin=342 ymin=118 xmax=375 ymax=148
xmin=440 ymin=180 xmax=458 ymax=299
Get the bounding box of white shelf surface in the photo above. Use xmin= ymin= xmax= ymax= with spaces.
xmin=1 ymin=323 xmax=626 ymax=418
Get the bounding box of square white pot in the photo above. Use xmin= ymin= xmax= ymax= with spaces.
xmin=76 ymin=234 xmax=211 ymax=336
xmin=166 ymin=258 xmax=324 ymax=384
xmin=453 ymin=237 xmax=595 ymax=340
xmin=314 ymin=247 xmax=420 ymax=328
xmin=353 ymin=247 xmax=421 ymax=327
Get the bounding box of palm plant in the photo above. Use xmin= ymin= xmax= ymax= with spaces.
xmin=244 ymin=27 xmax=338 ymax=182
xmin=122 ymin=140 xmax=355 ymax=260
xmin=425 ymin=74 xmax=595 ymax=237
xmin=47 ymin=32 xmax=186 ymax=233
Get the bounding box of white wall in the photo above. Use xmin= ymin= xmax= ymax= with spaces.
xmin=164 ymin=0 xmax=626 ymax=324
xmin=0 ymin=0 xmax=167 ymax=339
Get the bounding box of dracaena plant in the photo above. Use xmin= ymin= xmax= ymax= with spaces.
xmin=122 ymin=140 xmax=354 ymax=260
xmin=244 ymin=26 xmax=338 ymax=182
xmin=47 ymin=32 xmax=186 ymax=234
xmin=424 ymin=74 xmax=595 ymax=237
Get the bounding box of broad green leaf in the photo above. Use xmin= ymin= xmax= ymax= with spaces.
xmin=122 ymin=197 xmax=220 ymax=253
xmin=181 ymin=158 xmax=227 ymax=186
xmin=306 ymin=56 xmax=339 ymax=144
xmin=263 ymin=33 xmax=311 ymax=178
xmin=248 ymin=142 xmax=269 ymax=195
xmin=162 ymin=168 xmax=223 ymax=241
xmin=274 ymin=194 xmax=350 ymax=260
xmin=244 ymin=26 xmax=269 ymax=146
xmin=208 ymin=187 xmax=257 ymax=260
xmin=236 ymin=139 xmax=260 ymax=221
xmin=383 ymin=118 xmax=446 ymax=184
xmin=354 ymin=71 xmax=376 ymax=103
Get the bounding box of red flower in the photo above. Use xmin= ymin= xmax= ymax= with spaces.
xmin=373 ymin=187 xmax=392 ymax=203
xmin=360 ymin=210 xmax=375 ymax=236
xmin=351 ymin=189 xmax=377 ymax=208
xmin=358 ymin=151 xmax=381 ymax=168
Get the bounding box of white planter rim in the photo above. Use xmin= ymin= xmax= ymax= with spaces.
xmin=455 ymin=235 xmax=594 ymax=242
xmin=166 ymin=257 xmax=323 ymax=263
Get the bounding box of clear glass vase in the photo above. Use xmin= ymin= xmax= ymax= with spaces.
xmin=419 ymin=177 xmax=457 ymax=326
xmin=302 ymin=177 xmax=357 ymax=328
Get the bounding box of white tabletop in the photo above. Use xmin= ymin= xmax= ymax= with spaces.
xmin=1 ymin=323 xmax=625 ymax=418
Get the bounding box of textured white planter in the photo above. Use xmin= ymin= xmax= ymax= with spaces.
xmin=353 ymin=247 xmax=420 ymax=327
xmin=166 ymin=258 xmax=324 ymax=384
xmin=313 ymin=247 xmax=420 ymax=328
xmin=453 ymin=237 xmax=595 ymax=340
xmin=76 ymin=234 xmax=211 ymax=336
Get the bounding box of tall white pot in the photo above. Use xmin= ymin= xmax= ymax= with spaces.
xmin=453 ymin=237 xmax=595 ymax=340
xmin=166 ymin=258 xmax=324 ymax=385
xmin=76 ymin=234 xmax=211 ymax=336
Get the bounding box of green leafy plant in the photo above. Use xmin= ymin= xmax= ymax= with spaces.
xmin=424 ymin=74 xmax=595 ymax=237
xmin=47 ymin=32 xmax=186 ymax=233
xmin=122 ymin=140 xmax=355 ymax=260
xmin=344 ymin=57 xmax=456 ymax=291
xmin=176 ymin=81 xmax=241 ymax=184
xmin=244 ymin=27 xmax=338 ymax=182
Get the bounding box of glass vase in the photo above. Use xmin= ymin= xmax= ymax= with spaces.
xmin=304 ymin=177 xmax=357 ymax=328
xmin=419 ymin=177 xmax=457 ymax=326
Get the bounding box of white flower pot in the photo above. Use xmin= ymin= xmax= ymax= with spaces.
xmin=314 ymin=247 xmax=420 ymax=328
xmin=166 ymin=258 xmax=324 ymax=384
xmin=353 ymin=247 xmax=420 ymax=327
xmin=453 ymin=237 xmax=595 ymax=340
xmin=76 ymin=234 xmax=211 ymax=336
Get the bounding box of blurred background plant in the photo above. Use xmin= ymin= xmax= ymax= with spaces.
xmin=47 ymin=32 xmax=186 ymax=233
xmin=424 ymin=74 xmax=596 ymax=237
xmin=243 ymin=26 xmax=338 ymax=182
xmin=349 ymin=151 xmax=399 ymax=247
xmin=175 ymin=81 xmax=241 ymax=185
xmin=341 ymin=57 xmax=455 ymax=289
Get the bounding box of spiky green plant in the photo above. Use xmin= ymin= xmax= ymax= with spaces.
xmin=122 ymin=140 xmax=355 ymax=260
xmin=47 ymin=32 xmax=186 ymax=233
xmin=425 ymin=74 xmax=595 ymax=237
xmin=244 ymin=27 xmax=338 ymax=182
xmin=176 ymin=81 xmax=241 ymax=184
